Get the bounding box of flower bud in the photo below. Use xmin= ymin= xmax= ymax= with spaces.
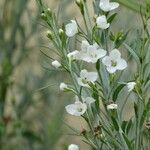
xmin=75 ymin=0 xmax=84 ymax=15
xmin=41 ymin=12 xmax=47 ymax=21
xmin=46 ymin=8 xmax=52 ymax=17
xmin=59 ymin=28 xmax=64 ymax=36
xmin=59 ymin=83 xmax=68 ymax=91
xmin=107 ymin=103 xmax=118 ymax=110
xmin=46 ymin=30 xmax=53 ymax=39
xmin=51 ymin=60 xmax=61 ymax=68
xmin=68 ymin=144 xmax=79 ymax=150
xmin=127 ymin=82 xmax=136 ymax=92
xmin=67 ymin=51 xmax=79 ymax=61
xmin=76 ymin=0 xmax=82 ymax=5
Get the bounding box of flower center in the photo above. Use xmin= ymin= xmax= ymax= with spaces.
xmin=111 ymin=60 xmax=117 ymax=67
xmin=90 ymin=53 xmax=97 ymax=58
xmin=77 ymin=107 xmax=83 ymax=112
xmin=82 ymin=78 xmax=88 ymax=84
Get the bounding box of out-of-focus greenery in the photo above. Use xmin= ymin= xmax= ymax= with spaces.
xmin=0 ymin=0 xmax=72 ymax=149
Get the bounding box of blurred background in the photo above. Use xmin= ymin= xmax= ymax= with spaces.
xmin=0 ymin=0 xmax=149 ymax=150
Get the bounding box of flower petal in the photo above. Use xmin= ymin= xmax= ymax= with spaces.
xmin=65 ymin=101 xmax=87 ymax=116
xmin=87 ymin=45 xmax=97 ymax=51
xmin=78 ymin=51 xmax=92 ymax=62
xmin=81 ymin=40 xmax=90 ymax=51
xmin=86 ymin=72 xmax=98 ymax=82
xmin=77 ymin=77 xmax=89 ymax=87
xmin=107 ymin=103 xmax=118 ymax=110
xmin=65 ymin=20 xmax=78 ymax=37
xmin=110 ymin=2 xmax=119 ymax=11
xmin=110 ymin=49 xmax=121 ymax=60
xmin=96 ymin=49 xmax=107 ymax=58
xmin=68 ymin=144 xmax=79 ymax=150
xmin=116 ymin=58 xmax=127 ymax=70
xmin=96 ymin=15 xmax=110 ymax=29
xmin=67 ymin=50 xmax=80 ymax=60
xmin=83 ymin=97 xmax=96 ymax=105
xmin=99 ymin=0 xmax=119 ymax=12
xmin=80 ymin=69 xmax=88 ymax=78
xmin=127 ymin=82 xmax=136 ymax=92
xmin=107 ymin=66 xmax=117 ymax=73
xmin=99 ymin=0 xmax=110 ymax=12
xmin=102 ymin=56 xmax=111 ymax=67
xmin=65 ymin=104 xmax=78 ymax=116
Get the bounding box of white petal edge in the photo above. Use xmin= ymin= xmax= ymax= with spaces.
xmin=116 ymin=59 xmax=127 ymax=70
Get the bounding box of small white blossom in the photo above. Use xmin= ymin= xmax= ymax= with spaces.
xmin=77 ymin=41 xmax=107 ymax=63
xmin=96 ymin=15 xmax=110 ymax=29
xmin=127 ymin=82 xmax=136 ymax=92
xmin=67 ymin=50 xmax=79 ymax=60
xmin=99 ymin=0 xmax=119 ymax=12
xmin=68 ymin=144 xmax=79 ymax=150
xmin=77 ymin=69 xmax=98 ymax=87
xmin=60 ymin=82 xmax=68 ymax=91
xmin=102 ymin=49 xmax=127 ymax=73
xmin=65 ymin=97 xmax=87 ymax=116
xmin=65 ymin=20 xmax=78 ymax=37
xmin=107 ymin=103 xmax=118 ymax=110
xmin=51 ymin=60 xmax=61 ymax=68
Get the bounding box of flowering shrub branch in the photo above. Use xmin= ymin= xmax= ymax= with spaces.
xmin=38 ymin=0 xmax=150 ymax=149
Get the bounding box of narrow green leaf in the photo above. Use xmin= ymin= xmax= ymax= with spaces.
xmin=115 ymin=31 xmax=129 ymax=48
xmin=134 ymin=103 xmax=138 ymax=120
xmin=123 ymin=43 xmax=141 ymax=67
xmin=113 ymin=84 xmax=126 ymax=102
xmin=122 ymin=133 xmax=133 ymax=150
xmin=108 ymin=13 xmax=117 ymax=24
xmin=121 ymin=121 xmax=127 ymax=133
xmin=111 ymin=116 xmax=119 ymax=131
xmin=126 ymin=119 xmax=132 ymax=134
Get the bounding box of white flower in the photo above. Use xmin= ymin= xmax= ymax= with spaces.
xmin=102 ymin=49 xmax=127 ymax=73
xmin=68 ymin=144 xmax=79 ymax=150
xmin=77 ymin=41 xmax=107 ymax=63
xmin=83 ymin=97 xmax=96 ymax=106
xmin=65 ymin=97 xmax=87 ymax=116
xmin=60 ymin=82 xmax=68 ymax=91
xmin=77 ymin=69 xmax=98 ymax=87
xmin=127 ymin=82 xmax=136 ymax=92
xmin=99 ymin=0 xmax=119 ymax=12
xmin=107 ymin=103 xmax=118 ymax=110
xmin=96 ymin=15 xmax=110 ymax=29
xmin=67 ymin=50 xmax=79 ymax=60
xmin=65 ymin=20 xmax=78 ymax=37
xmin=81 ymin=40 xmax=90 ymax=51
xmin=51 ymin=60 xmax=61 ymax=68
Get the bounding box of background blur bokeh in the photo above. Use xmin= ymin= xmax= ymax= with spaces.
xmin=0 ymin=0 xmax=149 ymax=150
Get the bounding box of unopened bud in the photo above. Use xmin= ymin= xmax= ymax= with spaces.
xmin=51 ymin=60 xmax=61 ymax=68
xmin=93 ymin=15 xmax=98 ymax=22
xmin=75 ymin=0 xmax=84 ymax=15
xmin=46 ymin=30 xmax=53 ymax=39
xmin=41 ymin=13 xmax=47 ymax=21
xmin=60 ymin=83 xmax=68 ymax=91
xmin=46 ymin=8 xmax=52 ymax=17
xmin=76 ymin=0 xmax=82 ymax=5
xmin=59 ymin=28 xmax=64 ymax=36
